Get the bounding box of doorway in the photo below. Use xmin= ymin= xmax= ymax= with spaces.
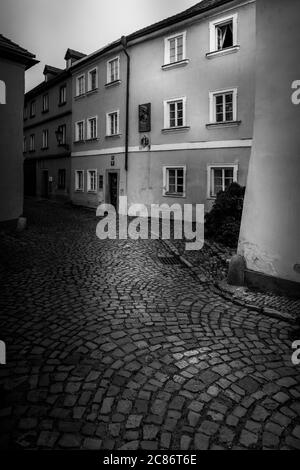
xmin=107 ymin=171 xmax=119 ymax=210
xmin=41 ymin=170 xmax=49 ymax=198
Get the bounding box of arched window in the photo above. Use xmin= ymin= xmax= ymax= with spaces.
xmin=0 ymin=80 xmax=6 ymax=104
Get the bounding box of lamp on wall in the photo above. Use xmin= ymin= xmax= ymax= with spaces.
xmin=55 ymin=127 xmax=69 ymax=150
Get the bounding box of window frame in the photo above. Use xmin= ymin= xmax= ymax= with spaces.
xmin=76 ymin=74 xmax=85 ymax=97
xmin=164 ymin=31 xmax=187 ymax=65
xmin=163 ymin=97 xmax=187 ymax=129
xmin=163 ymin=165 xmax=186 ymax=198
xmin=59 ymin=84 xmax=67 ymax=105
xmin=87 ymin=67 xmax=98 ymax=92
xmin=42 ymin=93 xmax=49 ymax=112
xmin=207 ymin=163 xmax=238 ymax=198
xmin=209 ymin=88 xmax=237 ymax=123
xmin=42 ymin=129 xmax=49 ymax=149
xmin=87 ymin=116 xmax=98 ymax=140
xmin=107 ymin=56 xmax=120 ymax=84
xmin=57 ymin=124 xmax=66 ymax=146
xmin=98 ymin=174 xmax=104 ymax=191
xmin=106 ymin=110 xmax=120 ymax=136
xmin=29 ymin=133 xmax=35 ymax=152
xmin=30 ymin=100 xmax=36 ymax=118
xmin=75 ymin=120 xmax=85 ymax=142
xmin=87 ymin=169 xmax=97 ymax=193
xmin=75 ymin=169 xmax=84 ymax=192
xmin=209 ymin=13 xmax=238 ymax=53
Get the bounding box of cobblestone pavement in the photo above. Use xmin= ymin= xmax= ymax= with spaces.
xmin=0 ymin=199 xmax=299 ymax=450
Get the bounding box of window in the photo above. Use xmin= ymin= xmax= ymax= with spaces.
xmin=163 ymin=166 xmax=186 ymax=197
xmin=87 ymin=170 xmax=97 ymax=192
xmin=76 ymin=75 xmax=85 ymax=96
xmin=59 ymin=85 xmax=67 ymax=104
xmin=42 ymin=129 xmax=49 ymax=149
xmin=58 ymin=169 xmax=66 ymax=189
xmin=42 ymin=94 xmax=49 ymax=112
xmin=30 ymin=100 xmax=36 ymax=117
xmin=57 ymin=124 xmax=66 ymax=145
xmin=164 ymin=97 xmax=186 ymax=129
xmin=23 ymin=136 xmax=26 ymax=153
xmin=209 ymin=14 xmax=238 ymax=52
xmin=87 ymin=117 xmax=97 ymax=140
xmin=88 ymin=68 xmax=98 ymax=91
xmin=75 ymin=170 xmax=84 ymax=191
xmin=98 ymin=174 xmax=104 ymax=191
xmin=29 ymin=134 xmax=35 ymax=151
xmin=164 ymin=32 xmax=186 ymax=64
xmin=209 ymin=88 xmax=237 ymax=123
xmin=0 ymin=80 xmax=5 ymax=104
xmin=207 ymin=164 xmax=238 ymax=198
xmin=106 ymin=111 xmax=119 ymax=136
xmin=75 ymin=121 xmax=85 ymax=142
xmin=107 ymin=57 xmax=120 ymax=84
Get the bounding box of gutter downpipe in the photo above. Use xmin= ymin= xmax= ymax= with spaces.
xmin=121 ymin=36 xmax=130 ymax=177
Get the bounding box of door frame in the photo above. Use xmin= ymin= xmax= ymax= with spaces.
xmin=106 ymin=169 xmax=120 ymax=210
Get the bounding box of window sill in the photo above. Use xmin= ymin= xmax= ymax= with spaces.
xmin=75 ymin=93 xmax=86 ymax=100
xmin=58 ymin=101 xmax=67 ymax=107
xmin=163 ymin=193 xmax=186 ymax=198
xmin=86 ymin=138 xmax=99 ymax=142
xmin=206 ymin=120 xmax=241 ymax=129
xmin=162 ymin=126 xmax=190 ymax=134
xmin=29 ymin=115 xmax=36 ymax=119
xmin=87 ymin=190 xmax=97 ymax=194
xmin=206 ymin=45 xmax=240 ymax=59
xmin=74 ymin=140 xmax=85 ymax=144
xmin=105 ymin=80 xmax=121 ymax=88
xmin=105 ymin=134 xmax=122 ymax=139
xmin=161 ymin=59 xmax=190 ymax=71
xmin=86 ymin=88 xmax=98 ymax=95
xmin=75 ymin=189 xmax=84 ymax=193
xmin=42 ymin=109 xmax=49 ymax=114
xmin=41 ymin=147 xmax=49 ymax=150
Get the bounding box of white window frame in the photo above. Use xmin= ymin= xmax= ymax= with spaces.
xmin=106 ymin=110 xmax=120 ymax=136
xmin=107 ymin=56 xmax=120 ymax=84
xmin=29 ymin=134 xmax=35 ymax=151
xmin=76 ymin=74 xmax=85 ymax=96
xmin=164 ymin=31 xmax=187 ymax=65
xmin=75 ymin=120 xmax=85 ymax=142
xmin=163 ymin=165 xmax=186 ymax=197
xmin=87 ymin=116 xmax=98 ymax=140
xmin=42 ymin=93 xmax=49 ymax=112
xmin=207 ymin=163 xmax=238 ymax=198
xmin=42 ymin=129 xmax=49 ymax=149
xmin=87 ymin=169 xmax=97 ymax=193
xmin=75 ymin=170 xmax=84 ymax=192
xmin=87 ymin=67 xmax=98 ymax=92
xmin=209 ymin=13 xmax=238 ymax=53
xmin=163 ymin=97 xmax=187 ymax=129
xmin=209 ymin=88 xmax=237 ymax=123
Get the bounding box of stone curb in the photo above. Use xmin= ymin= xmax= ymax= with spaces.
xmin=161 ymin=237 xmax=296 ymax=326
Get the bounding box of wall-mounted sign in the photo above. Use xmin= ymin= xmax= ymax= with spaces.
xmin=139 ymin=103 xmax=151 ymax=133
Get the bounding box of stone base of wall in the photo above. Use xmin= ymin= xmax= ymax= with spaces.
xmin=245 ymin=269 xmax=300 ymax=299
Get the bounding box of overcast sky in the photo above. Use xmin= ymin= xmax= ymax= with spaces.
xmin=0 ymin=0 xmax=198 ymax=91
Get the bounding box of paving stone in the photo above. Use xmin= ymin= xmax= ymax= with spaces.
xmin=59 ymin=434 xmax=81 ymax=448
xmin=194 ymin=433 xmax=210 ymax=450
xmin=126 ymin=415 xmax=143 ymax=429
xmin=239 ymin=430 xmax=258 ymax=448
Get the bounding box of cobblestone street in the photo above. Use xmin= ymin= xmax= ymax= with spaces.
xmin=0 ymin=199 xmax=299 ymax=450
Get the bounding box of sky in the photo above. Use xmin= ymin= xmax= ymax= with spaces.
xmin=0 ymin=0 xmax=198 ymax=91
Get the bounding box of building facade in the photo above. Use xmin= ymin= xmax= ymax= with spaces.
xmin=24 ymin=49 xmax=85 ymax=201
xmin=70 ymin=0 xmax=256 ymax=216
xmin=0 ymin=34 xmax=37 ymax=224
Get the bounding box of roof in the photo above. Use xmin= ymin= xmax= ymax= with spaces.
xmin=0 ymin=34 xmax=38 ymax=69
xmin=71 ymin=0 xmax=235 ymax=70
xmin=64 ymin=48 xmax=86 ymax=60
xmin=43 ymin=64 xmax=64 ymax=76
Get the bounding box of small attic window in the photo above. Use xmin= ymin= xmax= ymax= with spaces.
xmin=0 ymin=80 xmax=6 ymax=104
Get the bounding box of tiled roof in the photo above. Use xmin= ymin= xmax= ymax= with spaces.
xmin=0 ymin=34 xmax=38 ymax=69
xmin=64 ymin=48 xmax=86 ymax=60
xmin=43 ymin=64 xmax=64 ymax=75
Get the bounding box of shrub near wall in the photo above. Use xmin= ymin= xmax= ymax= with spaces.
xmin=205 ymin=183 xmax=245 ymax=248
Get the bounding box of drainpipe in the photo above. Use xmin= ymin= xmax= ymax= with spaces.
xmin=121 ymin=36 xmax=130 ymax=173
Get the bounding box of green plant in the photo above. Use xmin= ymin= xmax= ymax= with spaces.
xmin=205 ymin=182 xmax=245 ymax=248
